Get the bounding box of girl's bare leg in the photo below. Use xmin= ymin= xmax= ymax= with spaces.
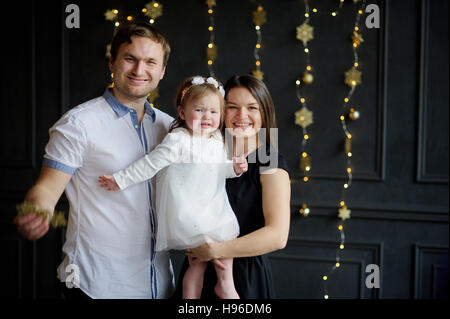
xmin=182 ymin=256 xmax=207 ymax=299
xmin=213 ymin=258 xmax=239 ymax=299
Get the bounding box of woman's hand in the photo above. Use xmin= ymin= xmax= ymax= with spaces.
xmin=186 ymin=243 xmax=227 ymax=270
xmin=186 ymin=242 xmax=217 ymax=262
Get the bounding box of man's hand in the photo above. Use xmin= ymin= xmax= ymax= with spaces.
xmin=98 ymin=175 xmax=120 ymax=191
xmin=233 ymin=155 xmax=248 ymax=175
xmin=14 ymin=214 xmax=49 ymax=241
xmin=15 ymin=166 xmax=72 ymax=241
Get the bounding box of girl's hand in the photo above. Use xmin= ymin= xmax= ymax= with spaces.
xmin=98 ymin=175 xmax=120 ymax=191
xmin=233 ymin=155 xmax=248 ymax=175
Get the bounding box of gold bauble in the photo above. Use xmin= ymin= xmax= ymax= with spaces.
xmin=299 ymin=204 xmax=310 ymax=216
xmin=349 ymin=108 xmax=360 ymax=120
xmin=302 ymin=72 xmax=314 ymax=84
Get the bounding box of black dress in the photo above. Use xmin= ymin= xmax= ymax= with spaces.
xmin=173 ymin=146 xmax=289 ymax=299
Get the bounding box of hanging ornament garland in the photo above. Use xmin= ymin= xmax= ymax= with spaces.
xmin=321 ymin=0 xmax=367 ymax=300
xmin=295 ymin=0 xmax=316 ymax=217
xmin=104 ymin=2 xmax=164 ymax=107
xmin=251 ymin=4 xmax=266 ymax=80
xmin=206 ymin=0 xmax=217 ymax=77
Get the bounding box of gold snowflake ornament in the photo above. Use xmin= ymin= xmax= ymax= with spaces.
xmin=104 ymin=9 xmax=117 ymax=21
xmin=252 ymin=6 xmax=267 ymax=26
xmin=296 ymin=22 xmax=314 ymax=46
xmin=144 ymin=1 xmax=163 ymax=20
xmin=295 ymin=106 xmax=313 ymax=128
xmin=206 ymin=0 xmax=216 ymax=8
xmin=345 ymin=67 xmax=362 ymax=87
xmin=338 ymin=206 xmax=351 ymax=220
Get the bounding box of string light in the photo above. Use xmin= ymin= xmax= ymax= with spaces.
xmin=321 ymin=0 xmax=367 ymax=299
xmin=143 ymin=1 xmax=163 ymax=24
xmin=206 ymin=0 xmax=217 ymax=76
xmin=251 ymin=4 xmax=266 ymax=80
xmin=295 ymin=0 xmax=315 ymax=218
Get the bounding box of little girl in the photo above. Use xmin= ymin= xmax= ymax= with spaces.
xmin=98 ymin=76 xmax=246 ymax=299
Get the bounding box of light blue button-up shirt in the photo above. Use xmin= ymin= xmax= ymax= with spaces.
xmin=44 ymin=90 xmax=175 ymax=298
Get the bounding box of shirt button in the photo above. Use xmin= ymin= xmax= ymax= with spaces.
xmin=135 ymin=125 xmax=138 ymax=128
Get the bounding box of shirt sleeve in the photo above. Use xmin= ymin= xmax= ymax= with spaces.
xmin=225 ymin=160 xmax=239 ymax=179
xmin=43 ymin=113 xmax=87 ymax=175
xmin=113 ymin=132 xmax=181 ymax=189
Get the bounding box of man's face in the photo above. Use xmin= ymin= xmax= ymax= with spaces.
xmin=109 ymin=36 xmax=166 ymax=102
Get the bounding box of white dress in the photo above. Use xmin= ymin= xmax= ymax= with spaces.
xmin=113 ymin=128 xmax=240 ymax=251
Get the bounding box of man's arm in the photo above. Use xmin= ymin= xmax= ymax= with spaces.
xmin=14 ymin=166 xmax=72 ymax=240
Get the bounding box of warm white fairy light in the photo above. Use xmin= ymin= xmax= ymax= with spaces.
xmin=206 ymin=1 xmax=217 ymax=76
xmin=320 ymin=0 xmax=367 ymax=299
xmin=295 ymin=0 xmax=316 ymax=217
xmin=251 ymin=4 xmax=266 ymax=80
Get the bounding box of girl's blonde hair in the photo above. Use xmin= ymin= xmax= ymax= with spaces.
xmin=169 ymin=76 xmax=226 ymax=132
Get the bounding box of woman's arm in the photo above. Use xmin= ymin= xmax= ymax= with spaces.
xmin=188 ymin=168 xmax=291 ymax=261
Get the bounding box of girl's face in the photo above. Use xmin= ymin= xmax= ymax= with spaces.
xmin=178 ymin=92 xmax=221 ymax=137
xmin=225 ymin=87 xmax=263 ymax=138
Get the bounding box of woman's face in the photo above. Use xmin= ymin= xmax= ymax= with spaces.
xmin=225 ymin=87 xmax=263 ymax=138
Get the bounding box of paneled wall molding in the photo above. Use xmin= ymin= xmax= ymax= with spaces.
xmin=291 ymin=202 xmax=449 ymax=223
xmin=270 ymin=237 xmax=383 ymax=298
xmin=413 ymin=244 xmax=449 ymax=298
xmin=416 ymin=0 xmax=449 ymax=184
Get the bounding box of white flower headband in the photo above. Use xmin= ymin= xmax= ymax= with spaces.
xmin=189 ymin=76 xmax=225 ymax=97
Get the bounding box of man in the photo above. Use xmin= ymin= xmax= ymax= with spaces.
xmin=14 ymin=23 xmax=175 ymax=299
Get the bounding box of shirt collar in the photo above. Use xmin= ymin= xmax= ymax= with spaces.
xmin=103 ymin=89 xmax=156 ymax=122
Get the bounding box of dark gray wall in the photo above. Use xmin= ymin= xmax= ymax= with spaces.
xmin=0 ymin=0 xmax=448 ymax=299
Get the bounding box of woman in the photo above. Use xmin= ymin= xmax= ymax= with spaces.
xmin=175 ymin=74 xmax=291 ymax=298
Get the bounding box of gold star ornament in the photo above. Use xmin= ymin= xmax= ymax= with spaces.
xmin=295 ymin=106 xmax=313 ymax=128
xmin=296 ymin=22 xmax=314 ymax=46
xmin=338 ymin=206 xmax=351 ymax=220
xmin=252 ymin=69 xmax=264 ymax=80
xmin=352 ymin=31 xmax=364 ymax=47
xmin=345 ymin=67 xmax=362 ymax=87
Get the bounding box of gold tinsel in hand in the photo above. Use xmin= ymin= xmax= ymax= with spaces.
xmin=16 ymin=201 xmax=67 ymax=228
